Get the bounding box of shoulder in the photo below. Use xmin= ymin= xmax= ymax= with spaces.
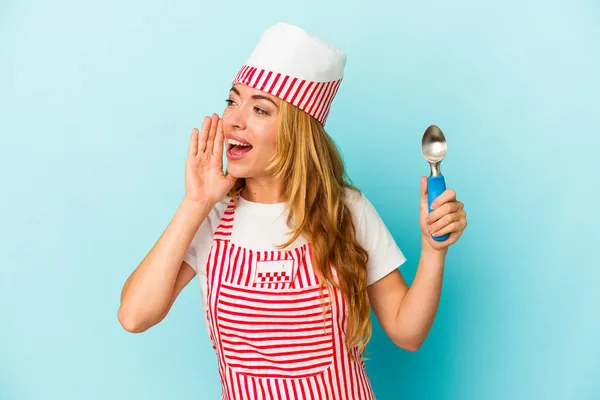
xmin=341 ymin=186 xmax=387 ymax=241
xmin=341 ymin=186 xmax=396 ymax=250
xmin=184 ymin=195 xmax=232 ymax=273
xmin=192 ymin=195 xmax=232 ymax=240
xmin=209 ymin=195 xmax=232 ymax=221
xmin=342 ymin=186 xmax=367 ymax=212
xmin=341 ymin=187 xmax=407 ymax=285
xmin=342 ymin=186 xmax=376 ymax=223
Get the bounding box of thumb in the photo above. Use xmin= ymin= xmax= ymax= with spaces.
xmin=420 ymin=176 xmax=429 ymax=213
xmin=226 ymin=173 xmax=238 ymax=187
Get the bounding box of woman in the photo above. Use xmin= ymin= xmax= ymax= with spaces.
xmin=119 ymin=23 xmax=467 ymax=399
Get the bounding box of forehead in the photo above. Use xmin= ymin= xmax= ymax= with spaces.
xmin=231 ymin=84 xmax=280 ymax=103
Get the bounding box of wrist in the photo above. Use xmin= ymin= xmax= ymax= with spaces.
xmin=180 ymin=197 xmax=214 ymax=218
xmin=421 ymin=234 xmax=448 ymax=258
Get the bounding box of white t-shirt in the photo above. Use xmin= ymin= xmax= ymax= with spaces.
xmin=184 ymin=188 xmax=407 ymax=330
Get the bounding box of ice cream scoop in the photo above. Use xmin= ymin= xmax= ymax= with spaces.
xmin=421 ymin=125 xmax=450 ymax=242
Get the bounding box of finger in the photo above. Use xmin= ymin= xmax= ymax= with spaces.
xmin=206 ymin=113 xmax=219 ymax=156
xmin=188 ymin=128 xmax=199 ymax=157
xmin=198 ymin=116 xmax=211 ymax=154
xmin=426 ymin=201 xmax=462 ymax=224
xmin=431 ymin=188 xmax=456 ymax=210
xmin=433 ymin=221 xmax=463 ymax=238
xmin=425 ymin=232 xmax=457 ymax=250
xmin=420 ymin=176 xmax=429 ymax=212
xmin=420 ymin=176 xmax=427 ymax=198
xmin=212 ymin=118 xmax=224 ymax=157
xmin=226 ymin=171 xmax=238 ymax=186
xmin=210 ymin=119 xmax=225 ymax=170
xmin=437 ymin=232 xmax=460 ymax=247
xmin=428 ymin=211 xmax=460 ymax=234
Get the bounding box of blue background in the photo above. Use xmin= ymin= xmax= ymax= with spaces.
xmin=1 ymin=0 xmax=598 ymax=399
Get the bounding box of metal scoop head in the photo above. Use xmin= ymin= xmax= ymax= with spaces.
xmin=421 ymin=125 xmax=447 ymax=176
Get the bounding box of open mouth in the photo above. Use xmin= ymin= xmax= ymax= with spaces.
xmin=227 ymin=138 xmax=253 ymax=159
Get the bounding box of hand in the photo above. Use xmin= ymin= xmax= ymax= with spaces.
xmin=184 ymin=114 xmax=237 ymax=204
xmin=419 ymin=176 xmax=467 ymax=251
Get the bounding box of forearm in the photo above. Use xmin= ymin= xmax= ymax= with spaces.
xmin=394 ymin=235 xmax=447 ymax=349
xmin=118 ymin=198 xmax=212 ymax=331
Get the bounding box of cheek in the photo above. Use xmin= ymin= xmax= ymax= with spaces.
xmin=222 ymin=108 xmax=233 ymax=128
xmin=265 ymin=128 xmax=278 ymax=152
xmin=258 ymin=130 xmax=277 ymax=158
xmin=251 ymin=120 xmax=278 ymax=154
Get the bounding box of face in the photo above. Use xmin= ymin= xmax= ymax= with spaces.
xmin=222 ymin=84 xmax=280 ymax=178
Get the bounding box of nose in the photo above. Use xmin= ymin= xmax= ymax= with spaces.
xmin=224 ymin=104 xmax=247 ymax=132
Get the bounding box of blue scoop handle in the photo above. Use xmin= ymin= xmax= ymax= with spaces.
xmin=427 ymin=175 xmax=450 ymax=241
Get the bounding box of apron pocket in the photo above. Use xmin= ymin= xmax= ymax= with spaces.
xmin=215 ymin=282 xmax=334 ymax=379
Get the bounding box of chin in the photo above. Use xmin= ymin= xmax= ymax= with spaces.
xmin=225 ymin=163 xmax=252 ymax=179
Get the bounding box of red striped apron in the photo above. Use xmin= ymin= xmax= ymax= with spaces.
xmin=204 ymin=197 xmax=376 ymax=400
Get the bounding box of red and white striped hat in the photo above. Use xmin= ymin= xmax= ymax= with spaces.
xmin=232 ymin=23 xmax=346 ymax=125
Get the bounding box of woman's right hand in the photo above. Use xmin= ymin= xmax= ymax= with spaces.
xmin=184 ymin=114 xmax=237 ymax=205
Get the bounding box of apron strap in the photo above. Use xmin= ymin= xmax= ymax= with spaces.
xmin=212 ymin=190 xmax=241 ymax=241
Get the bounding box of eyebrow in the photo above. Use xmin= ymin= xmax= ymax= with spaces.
xmin=230 ymin=86 xmax=279 ymax=108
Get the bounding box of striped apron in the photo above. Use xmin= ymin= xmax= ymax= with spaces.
xmin=204 ymin=197 xmax=376 ymax=400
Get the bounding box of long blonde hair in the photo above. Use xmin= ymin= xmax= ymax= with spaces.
xmin=229 ymin=101 xmax=371 ymax=359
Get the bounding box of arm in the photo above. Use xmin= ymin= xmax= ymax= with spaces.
xmin=368 ymin=238 xmax=446 ymax=352
xmin=118 ymin=199 xmax=211 ymax=333
xmin=118 ymin=114 xmax=237 ymax=333
xmin=368 ymin=177 xmax=467 ymax=351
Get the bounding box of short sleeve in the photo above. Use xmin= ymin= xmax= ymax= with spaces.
xmin=347 ymin=190 xmax=407 ymax=286
xmin=183 ymin=197 xmax=230 ymax=274
xmin=182 ymin=197 xmax=230 ymax=334
xmin=183 ymin=220 xmax=213 ymax=273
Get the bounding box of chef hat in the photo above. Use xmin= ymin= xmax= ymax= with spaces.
xmin=232 ymin=23 xmax=346 ymax=125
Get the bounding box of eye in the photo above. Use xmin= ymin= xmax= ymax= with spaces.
xmin=254 ymin=106 xmax=269 ymax=116
xmin=225 ymin=98 xmax=236 ymax=106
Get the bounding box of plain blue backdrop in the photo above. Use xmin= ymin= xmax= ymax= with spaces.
xmin=1 ymin=0 xmax=598 ymax=399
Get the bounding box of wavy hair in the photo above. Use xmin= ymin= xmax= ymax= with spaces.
xmin=229 ymin=101 xmax=371 ymax=360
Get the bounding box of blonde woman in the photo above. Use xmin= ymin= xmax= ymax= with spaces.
xmin=119 ymin=23 xmax=467 ymax=399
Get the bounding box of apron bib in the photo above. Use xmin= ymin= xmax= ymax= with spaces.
xmin=204 ymin=196 xmax=376 ymax=400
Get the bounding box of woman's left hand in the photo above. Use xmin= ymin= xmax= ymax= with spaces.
xmin=419 ymin=176 xmax=468 ymax=251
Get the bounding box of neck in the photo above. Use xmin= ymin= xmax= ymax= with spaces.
xmin=242 ymin=176 xmax=284 ymax=204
